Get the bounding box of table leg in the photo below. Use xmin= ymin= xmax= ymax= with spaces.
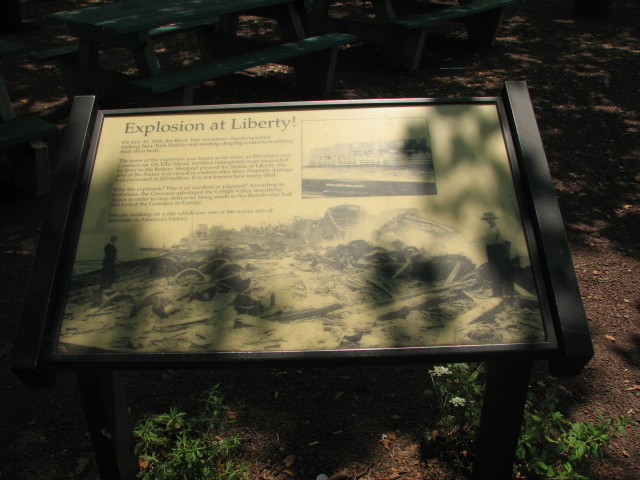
xmin=463 ymin=8 xmax=506 ymax=46
xmin=300 ymin=0 xmax=331 ymax=35
xmin=373 ymin=0 xmax=398 ymax=21
xmin=132 ymin=33 xmax=161 ymax=77
xmin=198 ymin=13 xmax=241 ymax=61
xmin=387 ymin=27 xmax=428 ymax=70
xmin=372 ymin=0 xmax=405 ymax=61
xmin=294 ymin=45 xmax=340 ymax=96
xmin=53 ymin=57 xmax=83 ymax=100
xmin=77 ymin=40 xmax=100 ymax=92
xmin=0 ymin=71 xmax=17 ymax=122
xmin=271 ymin=3 xmax=306 ymax=41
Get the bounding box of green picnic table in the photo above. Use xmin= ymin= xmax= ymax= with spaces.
xmin=303 ymin=0 xmax=520 ymax=70
xmin=41 ymin=0 xmax=355 ymax=104
xmin=0 ymin=40 xmax=57 ymax=195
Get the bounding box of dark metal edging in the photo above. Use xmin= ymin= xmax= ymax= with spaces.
xmin=11 ymin=96 xmax=99 ymax=386
xmin=500 ymin=81 xmax=593 ymax=376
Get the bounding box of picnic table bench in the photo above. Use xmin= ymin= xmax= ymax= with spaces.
xmin=1 ymin=40 xmax=57 ymax=195
xmin=131 ymin=33 xmax=356 ymax=104
xmin=37 ymin=0 xmax=356 ymax=105
xmin=30 ymin=17 xmax=224 ymax=104
xmin=304 ymin=0 xmax=520 ymax=70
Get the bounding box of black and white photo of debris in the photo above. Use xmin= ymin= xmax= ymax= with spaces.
xmin=57 ymin=204 xmax=546 ymax=354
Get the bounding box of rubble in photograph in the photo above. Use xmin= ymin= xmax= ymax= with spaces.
xmin=58 ymin=205 xmax=546 ymax=354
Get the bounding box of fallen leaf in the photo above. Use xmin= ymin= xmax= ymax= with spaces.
xmin=380 ymin=438 xmax=391 ymax=450
xmin=626 ymin=385 xmax=640 ymax=391
xmin=284 ymin=454 xmax=295 ymax=468
xmin=605 ymin=334 xmax=616 ymax=342
xmin=398 ymin=444 xmax=419 ymax=457
xmin=386 ymin=432 xmax=397 ymax=440
xmin=75 ymin=456 xmax=90 ymax=474
xmin=334 ymin=391 xmax=344 ymax=400
xmin=427 ymin=458 xmax=439 ymax=465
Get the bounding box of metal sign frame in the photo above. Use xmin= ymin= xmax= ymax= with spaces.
xmin=12 ymin=82 xmax=592 ymax=380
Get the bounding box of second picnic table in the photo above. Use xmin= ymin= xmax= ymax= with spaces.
xmin=303 ymin=0 xmax=520 ymax=70
xmin=1 ymin=39 xmax=57 ymax=195
xmin=43 ymin=0 xmax=355 ymax=104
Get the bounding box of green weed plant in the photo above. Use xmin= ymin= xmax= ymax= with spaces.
xmin=133 ymin=384 xmax=249 ymax=480
xmin=424 ymin=363 xmax=632 ymax=479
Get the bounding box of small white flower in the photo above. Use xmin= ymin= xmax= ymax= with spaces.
xmin=429 ymin=366 xmax=452 ymax=377
xmin=449 ymin=396 xmax=466 ymax=407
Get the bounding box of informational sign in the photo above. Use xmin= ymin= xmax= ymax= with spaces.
xmin=52 ymin=101 xmax=554 ymax=356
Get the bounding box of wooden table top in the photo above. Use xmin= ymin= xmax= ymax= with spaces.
xmin=48 ymin=0 xmax=300 ymax=35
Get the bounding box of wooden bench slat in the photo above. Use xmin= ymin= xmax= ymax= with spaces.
xmin=389 ymin=0 xmax=520 ymax=29
xmin=133 ymin=33 xmax=356 ymax=94
xmin=0 ymin=40 xmax=29 ymax=61
xmin=30 ymin=45 xmax=80 ymax=62
xmin=0 ymin=117 xmax=57 ymax=148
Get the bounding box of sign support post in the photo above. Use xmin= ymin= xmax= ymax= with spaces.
xmin=473 ymin=360 xmax=533 ymax=479
xmin=76 ymin=370 xmax=137 ymax=480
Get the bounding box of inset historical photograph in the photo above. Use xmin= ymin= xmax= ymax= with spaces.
xmin=301 ymin=117 xmax=436 ymax=198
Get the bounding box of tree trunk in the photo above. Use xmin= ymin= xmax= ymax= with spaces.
xmin=0 ymin=0 xmax=22 ymax=33
xmin=574 ymin=0 xmax=615 ymax=17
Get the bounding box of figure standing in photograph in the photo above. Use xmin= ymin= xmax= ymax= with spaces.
xmin=481 ymin=212 xmax=515 ymax=297
xmin=99 ymin=235 xmax=118 ymax=298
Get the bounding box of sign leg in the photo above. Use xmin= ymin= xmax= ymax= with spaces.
xmin=473 ymin=360 xmax=532 ymax=480
xmin=76 ymin=370 xmax=138 ymax=480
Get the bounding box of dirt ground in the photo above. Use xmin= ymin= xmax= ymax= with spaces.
xmin=1 ymin=0 xmax=639 ymax=479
